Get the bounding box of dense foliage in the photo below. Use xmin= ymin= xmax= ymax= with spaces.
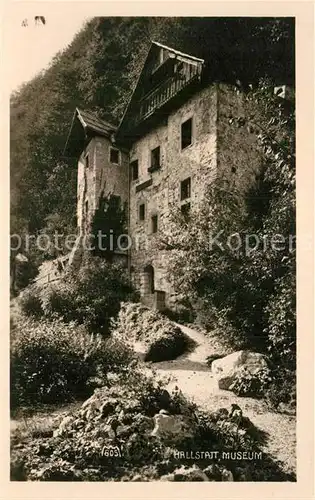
xmin=19 ymin=256 xmax=138 ymax=334
xmin=10 ymin=317 xmax=134 ymax=409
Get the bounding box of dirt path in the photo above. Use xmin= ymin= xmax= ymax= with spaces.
xmin=148 ymin=323 xmax=296 ymax=475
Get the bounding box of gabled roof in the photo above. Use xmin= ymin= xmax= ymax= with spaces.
xmin=116 ymin=41 xmax=204 ymax=138
xmin=63 ymin=108 xmax=117 ymax=156
xmin=76 ymin=109 xmax=117 ymax=137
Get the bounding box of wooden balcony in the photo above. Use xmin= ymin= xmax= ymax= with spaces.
xmin=132 ymin=64 xmax=202 ymax=127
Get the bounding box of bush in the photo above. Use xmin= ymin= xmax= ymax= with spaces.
xmin=11 ymin=253 xmax=39 ymax=296
xmin=264 ymin=271 xmax=296 ymax=371
xmin=38 ymin=256 xmax=138 ymax=334
xmin=10 ymin=317 xmax=134 ymax=409
xmin=229 ymin=366 xmax=273 ymax=398
xmin=266 ymin=369 xmax=296 ymax=411
xmin=112 ymin=302 xmax=193 ymax=362
xmin=40 ymin=282 xmax=75 ymax=320
xmin=19 ymin=286 xmax=43 ymax=318
xmin=145 ymin=331 xmax=191 ymax=362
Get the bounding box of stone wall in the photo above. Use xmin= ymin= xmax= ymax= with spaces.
xmin=77 ymin=137 xmax=129 ymax=235
xmin=216 ymin=84 xmax=263 ymax=195
xmin=77 ymin=138 xmax=97 ymax=234
xmin=128 ymin=84 xmax=218 ymax=307
xmin=94 ymin=137 xmax=129 ymax=209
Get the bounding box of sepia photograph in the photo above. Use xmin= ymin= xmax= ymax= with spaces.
xmin=8 ymin=11 xmax=300 ymax=484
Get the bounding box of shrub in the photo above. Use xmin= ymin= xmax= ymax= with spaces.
xmin=10 ymin=317 xmax=134 ymax=409
xmin=145 ymin=331 xmax=191 ymax=362
xmin=162 ymin=301 xmax=196 ymax=324
xmin=19 ymin=286 xmax=43 ymax=318
xmin=266 ymin=369 xmax=296 ymax=411
xmin=264 ymin=271 xmax=296 ymax=371
xmin=229 ymin=366 xmax=273 ymax=398
xmin=40 ymin=256 xmax=138 ymax=334
xmin=112 ymin=302 xmax=193 ymax=362
xmin=40 ymin=282 xmax=75 ymax=320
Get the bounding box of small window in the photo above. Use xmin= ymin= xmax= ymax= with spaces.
xmin=110 ymin=148 xmax=120 ymax=164
xmin=181 ymin=203 xmax=191 ymax=219
xmin=151 ymin=146 xmax=160 ymax=169
xmin=85 ymin=200 xmax=89 ymax=213
xmin=85 ymin=154 xmax=90 ymax=169
xmin=181 ymin=118 xmax=193 ymax=149
xmin=181 ymin=177 xmax=191 ymax=201
xmin=130 ymin=160 xmax=139 ymax=181
xmin=151 ymin=214 xmax=158 ymax=233
xmin=139 ymin=203 xmax=145 ymax=221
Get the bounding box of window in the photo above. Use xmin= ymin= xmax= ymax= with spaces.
xmin=181 ymin=117 xmax=193 ymax=149
xmin=144 ymin=265 xmax=155 ymax=294
xmin=139 ymin=203 xmax=145 ymax=221
xmin=150 ymin=146 xmax=160 ymax=170
xmin=151 ymin=214 xmax=158 ymax=233
xmin=130 ymin=160 xmax=139 ymax=181
xmin=110 ymin=148 xmax=120 ymax=164
xmin=85 ymin=154 xmax=90 ymax=169
xmin=85 ymin=200 xmax=89 ymax=213
xmin=181 ymin=177 xmax=191 ymax=201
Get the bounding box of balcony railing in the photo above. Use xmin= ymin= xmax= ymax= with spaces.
xmin=132 ymin=64 xmax=201 ymax=127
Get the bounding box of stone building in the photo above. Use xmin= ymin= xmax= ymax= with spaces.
xmin=64 ymin=41 xmax=263 ymax=309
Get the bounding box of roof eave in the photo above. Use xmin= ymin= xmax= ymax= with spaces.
xmin=63 ymin=109 xmax=80 ymax=156
xmin=151 ymin=40 xmax=205 ymax=64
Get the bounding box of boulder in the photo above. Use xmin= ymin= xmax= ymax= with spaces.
xmin=211 ymin=350 xmax=268 ymax=390
xmin=151 ymin=412 xmax=194 ymax=442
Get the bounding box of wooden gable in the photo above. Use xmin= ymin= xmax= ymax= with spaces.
xmin=116 ymin=41 xmax=204 ymax=144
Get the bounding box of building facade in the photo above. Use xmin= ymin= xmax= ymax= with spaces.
xmin=64 ymin=41 xmax=263 ymax=309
